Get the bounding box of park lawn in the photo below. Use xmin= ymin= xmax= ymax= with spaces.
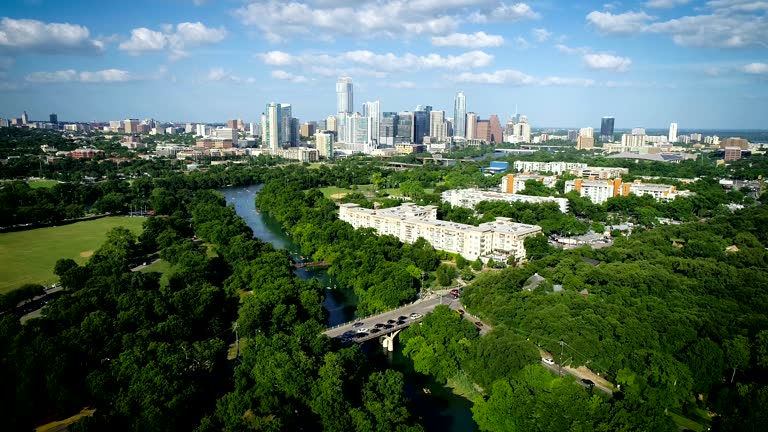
xmin=0 ymin=216 xmax=145 ymax=293
xmin=140 ymin=259 xmax=172 ymax=287
xmin=668 ymin=411 xmax=708 ymax=432
xmin=28 ymin=179 xmax=60 ymax=189
xmin=318 ymin=184 xmax=375 ymax=199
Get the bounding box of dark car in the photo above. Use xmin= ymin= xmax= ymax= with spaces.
xmin=374 ymin=323 xmax=385 ymax=328
xmin=370 ymin=328 xmax=381 ymax=334
xmin=352 ymin=322 xmax=365 ymax=328
xmin=396 ymin=320 xmax=406 ymax=325
xmin=398 ymin=316 xmax=408 ymax=321
xmin=581 ymin=379 xmax=595 ymax=387
xmin=343 ymin=330 xmax=356 ymax=338
xmin=382 ymin=324 xmax=394 ymax=329
xmin=474 ymin=321 xmax=483 ymax=327
xmin=387 ymin=319 xmax=397 ymax=324
xmin=354 ymin=332 xmax=367 ymax=338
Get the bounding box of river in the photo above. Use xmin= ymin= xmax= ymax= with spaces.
xmin=219 ymin=185 xmax=478 ymax=432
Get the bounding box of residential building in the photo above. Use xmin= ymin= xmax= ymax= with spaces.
xmin=621 ymin=133 xmax=646 ymax=147
xmin=668 ymin=122 xmax=678 ymax=143
xmin=226 ymin=120 xmax=238 ymax=129
xmin=280 ymin=104 xmax=293 ymax=146
xmin=577 ymin=136 xmax=595 ymax=150
xmin=124 ymin=119 xmax=140 ymax=134
xmin=70 ymin=148 xmax=102 ymax=159
xmin=339 ymin=202 xmax=542 ymax=262
xmin=476 ymin=119 xmax=490 ymax=142
xmin=600 ymin=117 xmax=614 ymax=142
xmin=565 ymin=178 xmax=689 ymax=204
xmin=514 ymin=161 xmax=587 ymax=174
xmin=579 ymin=127 xmax=594 ymax=138
xmin=567 ymin=130 xmax=578 ymax=141
xmin=362 ymin=100 xmax=380 ymax=146
xmin=336 ymin=77 xmax=353 ymax=114
xmin=443 ymin=188 xmax=569 ymax=214
xmin=720 ymin=137 xmax=748 ymax=149
xmin=429 ymin=110 xmax=447 ymax=140
xmin=466 ymin=112 xmax=478 ymax=139
xmin=315 ymin=131 xmax=335 ymax=159
xmin=279 ymin=147 xmax=318 ymax=162
xmin=723 ymin=147 xmax=743 ymax=161
xmin=326 ymin=115 xmax=338 ymax=133
xmin=500 ymin=174 xmax=558 ymax=194
xmin=453 ymin=91 xmax=466 ymax=138
xmin=300 ymin=122 xmax=316 ymax=138
xmin=571 ymin=166 xmax=629 ymax=179
xmin=264 ymin=102 xmax=282 ymax=152
xmin=488 ymin=114 xmax=503 ymax=143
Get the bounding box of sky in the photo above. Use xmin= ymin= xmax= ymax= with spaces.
xmin=0 ymin=0 xmax=766 ymax=129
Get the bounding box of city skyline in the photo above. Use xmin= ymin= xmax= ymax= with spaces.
xmin=0 ymin=0 xmax=767 ymax=128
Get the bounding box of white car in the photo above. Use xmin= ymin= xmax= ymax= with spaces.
xmin=409 ymin=313 xmax=423 ymax=319
xmin=542 ymin=357 xmax=555 ymax=365
xmin=357 ymin=328 xmax=369 ymax=333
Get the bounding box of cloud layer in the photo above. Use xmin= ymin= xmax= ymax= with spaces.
xmin=0 ymin=17 xmax=104 ymax=55
xmin=26 ymin=69 xmax=134 ymax=83
xmin=119 ymin=22 xmax=226 ymax=59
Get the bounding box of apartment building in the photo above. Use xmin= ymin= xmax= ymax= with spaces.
xmin=442 ymin=188 xmax=569 ymax=213
xmin=571 ymin=166 xmax=629 ymax=179
xmin=514 ymin=161 xmax=588 ymax=175
xmin=500 ymin=174 xmax=557 ymax=194
xmin=339 ymin=202 xmax=541 ymax=262
xmin=565 ymin=179 xmax=689 ymax=204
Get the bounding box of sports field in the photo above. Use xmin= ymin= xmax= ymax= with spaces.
xmin=0 ymin=217 xmax=145 ymax=293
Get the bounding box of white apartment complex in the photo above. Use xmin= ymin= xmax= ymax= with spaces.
xmin=573 ymin=166 xmax=629 ymax=179
xmin=514 ymin=161 xmax=588 ymax=175
xmin=500 ymin=174 xmax=558 ymax=194
xmin=565 ymin=179 xmax=690 ymax=204
xmin=339 ymin=203 xmax=542 ymax=262
xmin=442 ymin=188 xmax=569 ymax=214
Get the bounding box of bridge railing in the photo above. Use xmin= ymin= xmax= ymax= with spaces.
xmin=324 ymin=297 xmax=425 ymax=332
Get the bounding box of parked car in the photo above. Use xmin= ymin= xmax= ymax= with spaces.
xmin=353 ymin=322 xmax=365 ymax=328
xmin=357 ymin=328 xmax=369 ymax=333
xmin=581 ymin=379 xmax=595 ymax=387
xmin=409 ymin=313 xmax=423 ymax=319
xmin=542 ymin=357 xmax=555 ymax=365
xmin=474 ymin=321 xmax=483 ymax=328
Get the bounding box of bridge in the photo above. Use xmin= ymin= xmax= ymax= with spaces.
xmin=323 ymin=292 xmax=490 ymax=351
xmin=293 ymin=260 xmax=329 ymax=269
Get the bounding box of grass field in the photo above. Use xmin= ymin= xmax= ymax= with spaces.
xmin=0 ymin=217 xmax=145 ymax=293
xmin=140 ymin=259 xmax=172 ymax=287
xmin=28 ymin=179 xmax=60 ymax=189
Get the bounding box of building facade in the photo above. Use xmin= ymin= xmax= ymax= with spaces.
xmin=336 ymin=77 xmax=353 ymax=114
xmin=443 ymin=188 xmax=569 ymax=213
xmin=453 ymin=91 xmax=466 ymax=138
xmin=600 ymin=117 xmax=614 ymax=142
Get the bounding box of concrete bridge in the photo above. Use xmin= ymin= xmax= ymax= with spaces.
xmin=323 ymin=292 xmax=490 ymax=351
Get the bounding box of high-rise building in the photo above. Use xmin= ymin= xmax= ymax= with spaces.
xmin=290 ymin=118 xmax=300 ymax=146
xmin=600 ymin=117 xmax=614 ymax=142
xmin=668 ymin=122 xmax=678 ymax=143
xmin=579 ymin=127 xmax=594 ymax=138
xmin=567 ymin=130 xmax=578 ymax=141
xmin=264 ymin=102 xmax=282 ymax=152
xmin=226 ymin=120 xmax=238 ymax=129
xmin=380 ymin=112 xmax=398 ymax=146
xmin=21 ymin=111 xmax=28 ymax=125
xmin=719 ymin=137 xmax=749 ymax=150
xmin=488 ymin=115 xmax=503 ymax=143
xmin=336 ymin=77 xmax=353 ymax=114
xmin=300 ymin=122 xmax=316 ymax=138
xmin=453 ymin=91 xmax=466 ymax=138
xmin=504 ymin=119 xmax=516 ymax=142
xmin=631 ymin=127 xmax=646 ymax=135
xmin=513 ymin=116 xmax=531 ymax=143
xmin=429 ymin=110 xmax=447 ymax=140
xmin=362 ymin=100 xmax=380 ymax=146
xmin=49 ymin=114 xmax=58 ymax=125
xmin=395 ymin=111 xmax=414 ymax=144
xmin=280 ymin=104 xmax=293 ymax=146
xmin=124 ymin=119 xmax=140 ymax=134
xmin=413 ymin=110 xmax=429 ymax=144
xmin=466 ymin=112 xmax=477 ymax=139
xmin=315 ymin=131 xmax=335 ymax=159
xmin=476 ymin=120 xmax=490 ymax=142
xmin=326 ymin=115 xmax=338 ymax=133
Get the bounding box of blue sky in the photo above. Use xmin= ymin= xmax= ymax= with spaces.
xmin=0 ymin=0 xmax=766 ymax=129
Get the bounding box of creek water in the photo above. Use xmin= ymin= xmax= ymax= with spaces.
xmin=219 ymin=184 xmax=477 ymax=432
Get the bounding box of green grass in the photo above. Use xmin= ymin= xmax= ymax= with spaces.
xmin=140 ymin=259 xmax=172 ymax=287
xmin=28 ymin=179 xmax=60 ymax=189
xmin=0 ymin=217 xmax=145 ymax=293
xmin=668 ymin=411 xmax=708 ymax=432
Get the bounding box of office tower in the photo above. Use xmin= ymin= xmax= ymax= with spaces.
xmin=395 ymin=111 xmax=414 ymax=144
xmin=124 ymin=119 xmax=140 ymax=134
xmin=413 ymin=110 xmax=429 ymax=144
xmin=719 ymin=137 xmax=749 ymax=149
xmin=429 ymin=110 xmax=447 ymax=139
xmin=345 ymin=113 xmax=370 ymax=146
xmin=237 ymin=119 xmax=244 ymax=131
xmin=579 ymin=127 xmax=594 ymax=138
xmin=21 ymin=111 xmax=28 ymax=125
xmin=196 ymin=124 xmax=208 ymax=137
xmin=380 ymin=112 xmax=398 ymax=146
xmin=668 ymin=122 xmax=678 ymax=143
xmin=264 ymin=102 xmax=282 ymax=151
xmin=567 ymin=130 xmax=578 ymax=141
xmin=336 ymin=77 xmax=353 ymax=114
xmin=362 ymin=100 xmax=380 ymax=145
xmin=488 ymin=114 xmax=503 ymax=143
xmin=631 ymin=127 xmax=646 ymax=135
xmin=600 ymin=116 xmax=614 ymax=142
xmin=227 ymin=120 xmax=238 ymax=129
xmin=476 ymin=119 xmax=490 ymax=142
xmin=326 ymin=115 xmax=337 ymax=133
xmin=300 ymin=122 xmax=316 ymax=138
xmin=49 ymin=113 xmax=58 ymax=125
xmin=315 ymin=131 xmax=335 ymax=159
xmin=336 ymin=112 xmax=348 ymax=142
xmin=453 ymin=91 xmax=466 ymax=138
xmin=290 ymin=118 xmax=300 ymax=146
xmin=504 ymin=119 xmax=515 ymax=141
xmin=280 ymin=104 xmax=293 ymax=146
xmin=466 ymin=112 xmax=477 ymax=139
xmin=513 ymin=116 xmax=531 ymax=143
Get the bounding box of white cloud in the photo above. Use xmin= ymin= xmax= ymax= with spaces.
xmin=258 ymin=49 xmax=493 ymax=72
xmin=431 ymin=32 xmax=504 ymax=48
xmin=583 ymin=53 xmax=632 ymax=71
xmin=706 ymin=0 xmax=768 ymax=13
xmin=514 ymin=37 xmax=530 ymax=49
xmin=390 ymin=80 xmax=416 ymax=88
xmin=532 ymin=28 xmax=551 ymax=42
xmin=452 ymin=69 xmax=594 ymax=86
xmin=25 ymin=69 xmax=135 ymax=83
xmin=743 ymin=62 xmax=768 ymax=74
xmin=0 ymin=17 xmax=103 ymax=55
xmin=556 ymin=44 xmax=590 ymax=55
xmin=203 ymin=67 xmax=256 ymax=84
xmin=645 ymin=0 xmax=692 ymax=8
xmin=237 ymin=1 xmax=535 ymax=42
xmin=586 ymin=11 xmax=654 ymax=34
xmin=271 ymin=69 xmax=308 ymax=83
xmin=119 ymin=22 xmax=226 ymax=58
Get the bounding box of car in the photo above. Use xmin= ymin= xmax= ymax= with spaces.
xmin=474 ymin=321 xmax=483 ymax=327
xmin=357 ymin=328 xmax=369 ymax=333
xmin=374 ymin=323 xmax=385 ymax=328
xmin=370 ymin=328 xmax=381 ymax=334
xmin=382 ymin=324 xmax=394 ymax=329
xmin=386 ymin=319 xmax=397 ymax=324
xmin=396 ymin=320 xmax=406 ymax=325
xmin=409 ymin=313 xmax=423 ymax=319
xmin=398 ymin=316 xmax=408 ymax=321
xmin=352 ymin=322 xmax=365 ymax=328
xmin=542 ymin=357 xmax=555 ymax=365
xmin=354 ymin=332 xmax=367 ymax=338
xmin=581 ymin=379 xmax=595 ymax=387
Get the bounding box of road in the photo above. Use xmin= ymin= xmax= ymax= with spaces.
xmin=540 ymin=360 xmax=614 ymax=395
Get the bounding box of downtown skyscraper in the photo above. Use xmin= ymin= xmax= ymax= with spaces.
xmin=600 ymin=116 xmax=615 ymax=142
xmin=453 ymin=91 xmax=466 ymax=138
xmin=263 ymin=102 xmax=282 ymax=152
xmin=336 ymin=77 xmax=353 ymax=115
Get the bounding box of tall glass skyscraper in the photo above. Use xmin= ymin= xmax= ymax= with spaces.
xmin=600 ymin=116 xmax=615 ymax=142
xmin=336 ymin=77 xmax=353 ymax=114
xmin=413 ymin=110 xmax=429 ymax=144
xmin=453 ymin=91 xmax=466 ymax=138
